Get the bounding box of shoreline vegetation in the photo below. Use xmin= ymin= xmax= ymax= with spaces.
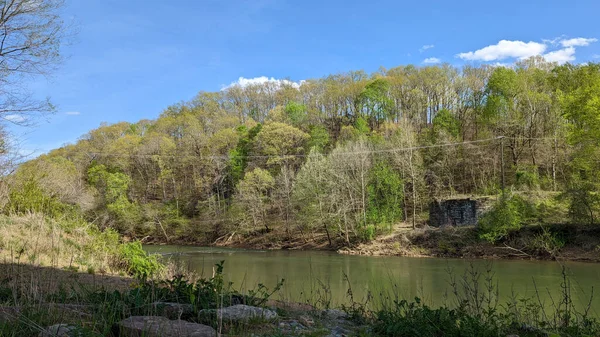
xmin=1 ymin=212 xmax=598 ymax=335
xmin=1 ymin=255 xmax=599 ymax=336
xmin=139 ymin=221 xmax=600 ymax=264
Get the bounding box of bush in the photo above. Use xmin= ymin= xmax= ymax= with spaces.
xmin=528 ymin=227 xmax=565 ymax=256
xmin=115 ymin=241 xmax=163 ymax=280
xmin=515 ymin=164 xmax=540 ymax=190
xmin=479 ymin=193 xmax=524 ymax=243
xmin=373 ymin=299 xmax=500 ymax=337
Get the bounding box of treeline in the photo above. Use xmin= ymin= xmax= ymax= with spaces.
xmin=3 ymin=57 xmax=600 ymax=246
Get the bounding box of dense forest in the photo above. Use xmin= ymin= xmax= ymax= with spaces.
xmin=3 ymin=57 xmax=600 ymax=247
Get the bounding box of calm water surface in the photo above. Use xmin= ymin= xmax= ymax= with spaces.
xmin=144 ymin=246 xmax=600 ymax=314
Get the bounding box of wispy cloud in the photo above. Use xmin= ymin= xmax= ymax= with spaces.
xmin=423 ymin=57 xmax=441 ymax=64
xmin=64 ymin=111 xmax=81 ymax=116
xmin=4 ymin=114 xmax=27 ymax=123
xmin=222 ymin=76 xmax=305 ymax=90
xmin=560 ymin=37 xmax=598 ymax=47
xmin=419 ymin=44 xmax=434 ymax=53
xmin=594 ymin=54 xmax=600 ymax=59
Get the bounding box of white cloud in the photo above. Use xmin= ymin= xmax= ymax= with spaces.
xmin=457 ymin=40 xmax=547 ymax=61
xmin=419 ymin=44 xmax=434 ymax=52
xmin=560 ymin=37 xmax=597 ymax=47
xmin=4 ymin=114 xmax=26 ymax=123
xmin=543 ymin=47 xmax=576 ymax=64
xmin=64 ymin=111 xmax=81 ymax=115
xmin=542 ymin=36 xmax=564 ymax=46
xmin=594 ymin=54 xmax=600 ymax=59
xmin=490 ymin=62 xmax=513 ymax=68
xmin=222 ymin=76 xmax=305 ymax=90
xmin=423 ymin=57 xmax=441 ymax=64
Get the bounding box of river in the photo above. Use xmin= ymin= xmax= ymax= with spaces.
xmin=144 ymin=245 xmax=600 ymax=315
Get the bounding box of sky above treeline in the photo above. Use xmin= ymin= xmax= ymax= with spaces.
xmin=7 ymin=0 xmax=600 ymax=157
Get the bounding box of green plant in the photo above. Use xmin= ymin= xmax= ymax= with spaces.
xmin=515 ymin=164 xmax=540 ymax=190
xmin=479 ymin=193 xmax=523 ymax=243
xmin=114 ymin=241 xmax=163 ymax=280
xmin=529 ymin=227 xmax=565 ymax=257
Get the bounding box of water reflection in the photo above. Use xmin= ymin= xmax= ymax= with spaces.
xmin=144 ymin=246 xmax=599 ymax=315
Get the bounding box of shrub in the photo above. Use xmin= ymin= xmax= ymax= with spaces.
xmin=115 ymin=241 xmax=163 ymax=280
xmin=528 ymin=227 xmax=565 ymax=256
xmin=479 ymin=193 xmax=523 ymax=243
xmin=515 ymin=164 xmax=540 ymax=190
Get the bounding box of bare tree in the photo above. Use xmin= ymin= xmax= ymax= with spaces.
xmin=0 ymin=0 xmax=68 ymax=125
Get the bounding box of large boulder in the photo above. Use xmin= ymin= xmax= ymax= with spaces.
xmin=116 ymin=316 xmax=216 ymax=337
xmin=199 ymin=304 xmax=277 ymax=322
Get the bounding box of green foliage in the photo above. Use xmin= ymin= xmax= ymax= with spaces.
xmin=115 ymin=241 xmax=163 ymax=280
xmin=367 ymin=161 xmax=403 ymax=231
xmin=307 ymin=125 xmax=330 ymax=152
xmin=359 ymin=78 xmax=393 ymax=123
xmin=88 ymin=164 xmax=142 ymax=230
xmin=515 ymin=164 xmax=540 ymax=190
xmin=228 ymin=124 xmax=262 ymax=185
xmin=284 ymin=101 xmax=307 ymax=125
xmin=529 ymin=226 xmax=565 ymax=256
xmin=136 ymin=261 xmax=283 ymax=310
xmin=565 ymin=180 xmax=600 ymax=226
xmin=479 ymin=194 xmax=524 ymax=243
xmin=432 ymin=109 xmax=460 ymax=138
xmin=373 ymin=299 xmax=501 ymax=337
xmin=5 ymin=178 xmax=70 ymax=217
xmin=354 ymin=117 xmax=370 ymax=136
xmin=254 ymin=122 xmax=309 ymax=170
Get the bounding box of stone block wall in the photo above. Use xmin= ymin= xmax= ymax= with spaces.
xmin=429 ymin=198 xmax=487 ymax=227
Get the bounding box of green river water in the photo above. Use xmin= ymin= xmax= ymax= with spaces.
xmin=144 ymin=246 xmax=600 ymax=315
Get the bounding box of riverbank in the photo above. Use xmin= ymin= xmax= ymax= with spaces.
xmin=339 ymin=223 xmax=600 ymax=263
xmin=1 ymin=261 xmax=599 ymax=336
xmin=142 ymin=222 xmax=600 ymax=263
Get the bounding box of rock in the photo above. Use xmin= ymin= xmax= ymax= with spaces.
xmin=38 ymin=324 xmax=82 ymax=337
xmin=152 ymin=302 xmax=195 ymax=320
xmin=116 ymin=316 xmax=216 ymax=337
xmin=298 ymin=315 xmax=314 ymax=327
xmin=326 ymin=325 xmax=351 ymax=337
xmin=199 ymin=304 xmax=277 ymax=322
xmin=321 ymin=309 xmax=347 ymax=320
xmin=278 ymin=320 xmax=306 ymax=331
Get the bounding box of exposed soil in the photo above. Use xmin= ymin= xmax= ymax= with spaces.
xmin=142 ymin=222 xmax=600 ymax=263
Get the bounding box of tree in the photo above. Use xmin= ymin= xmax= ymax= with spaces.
xmin=367 ymin=161 xmax=403 ymax=233
xmin=253 ymin=122 xmax=309 ymax=171
xmin=235 ymin=168 xmax=275 ymax=232
xmin=0 ymin=0 xmax=69 ymax=124
xmin=359 ymin=78 xmax=392 ymax=128
xmin=553 ymin=63 xmax=600 ymax=225
xmin=293 ymin=149 xmax=336 ymax=245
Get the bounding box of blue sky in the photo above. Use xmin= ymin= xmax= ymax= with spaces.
xmin=7 ymin=0 xmax=600 ymax=156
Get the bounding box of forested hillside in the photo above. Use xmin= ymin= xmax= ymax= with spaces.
xmin=4 ymin=57 xmax=600 ymax=248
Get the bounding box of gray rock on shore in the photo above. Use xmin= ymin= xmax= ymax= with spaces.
xmin=38 ymin=324 xmax=82 ymax=337
xmin=199 ymin=304 xmax=277 ymax=322
xmin=117 ymin=316 xmax=216 ymax=337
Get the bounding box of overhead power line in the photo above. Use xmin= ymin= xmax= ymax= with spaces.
xmin=87 ymin=136 xmax=517 ymax=160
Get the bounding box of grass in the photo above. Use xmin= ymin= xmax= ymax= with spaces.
xmin=0 ymin=214 xmax=122 ymax=274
